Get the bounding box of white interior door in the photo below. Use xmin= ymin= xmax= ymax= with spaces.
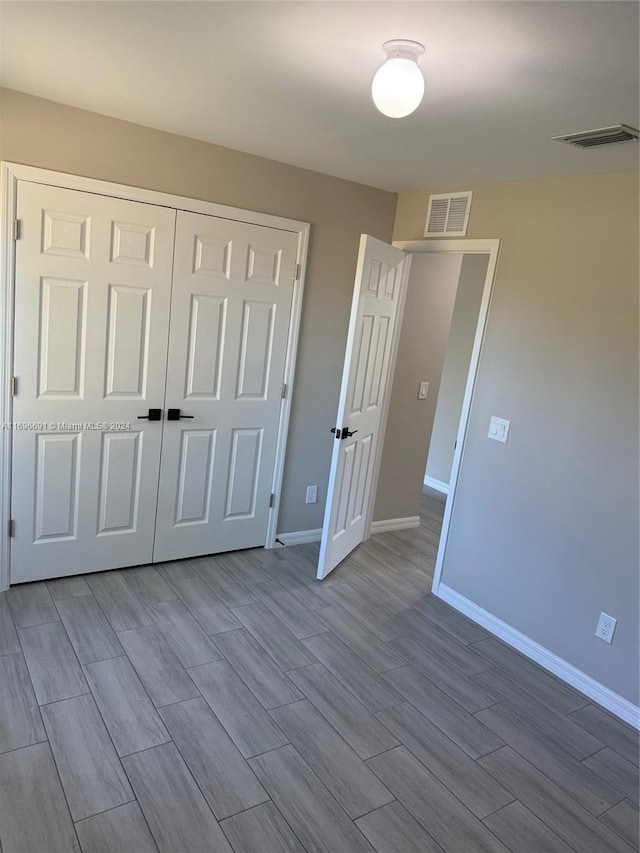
xmin=11 ymin=182 xmax=176 ymax=583
xmin=317 ymin=235 xmax=410 ymax=579
xmin=152 ymin=210 xmax=299 ymax=562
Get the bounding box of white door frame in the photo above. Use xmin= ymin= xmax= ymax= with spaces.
xmin=392 ymin=238 xmax=501 ymax=595
xmin=0 ymin=161 xmax=310 ymax=590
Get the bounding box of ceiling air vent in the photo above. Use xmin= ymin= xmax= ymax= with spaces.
xmin=424 ymin=191 xmax=472 ymax=237
xmin=553 ymin=124 xmax=640 ymax=149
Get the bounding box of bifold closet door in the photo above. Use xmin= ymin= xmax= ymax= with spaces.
xmin=152 ymin=210 xmax=299 ymax=562
xmin=11 ymin=182 xmax=176 ymax=583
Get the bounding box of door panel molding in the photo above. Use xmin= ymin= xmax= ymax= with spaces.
xmin=0 ymin=162 xmax=310 ymax=589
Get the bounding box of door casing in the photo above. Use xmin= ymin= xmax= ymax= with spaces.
xmin=393 ymin=238 xmax=501 ymax=596
xmin=0 ymin=161 xmax=310 ymax=590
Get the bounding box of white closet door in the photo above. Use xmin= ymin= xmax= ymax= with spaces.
xmin=317 ymin=235 xmax=410 ymax=579
xmin=11 ymin=182 xmax=176 ymax=583
xmin=153 ymin=210 xmax=299 ymax=562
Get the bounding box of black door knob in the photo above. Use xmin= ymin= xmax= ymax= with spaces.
xmin=137 ymin=408 xmax=162 ymax=421
xmin=167 ymin=408 xmax=195 ymax=421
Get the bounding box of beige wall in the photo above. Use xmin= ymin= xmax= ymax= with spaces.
xmin=395 ymin=171 xmax=639 ymax=705
xmin=426 ymin=253 xmax=488 ymax=486
xmin=0 ymin=87 xmax=397 ymax=534
xmin=374 ymin=252 xmax=462 ymax=520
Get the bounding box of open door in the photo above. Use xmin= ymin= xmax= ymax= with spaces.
xmin=317 ymin=235 xmax=411 ymax=579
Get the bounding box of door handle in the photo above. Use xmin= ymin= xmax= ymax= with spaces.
xmin=330 ymin=426 xmax=359 ymax=440
xmin=167 ymin=408 xmax=194 ymax=421
xmin=137 ymin=408 xmax=162 ymax=421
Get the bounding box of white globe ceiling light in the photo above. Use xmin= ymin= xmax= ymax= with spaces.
xmin=371 ymin=39 xmax=425 ymax=118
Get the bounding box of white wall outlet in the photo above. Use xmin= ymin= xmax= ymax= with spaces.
xmin=488 ymin=416 xmax=510 ymax=443
xmin=418 ymin=381 xmax=429 ymax=400
xmin=595 ymin=612 xmax=617 ymax=644
xmin=305 ymin=485 xmax=318 ymax=504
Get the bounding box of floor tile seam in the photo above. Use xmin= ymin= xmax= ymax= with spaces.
xmin=247 ymin=740 xmax=375 ymax=848
xmin=477 ymin=744 xmax=635 ymax=847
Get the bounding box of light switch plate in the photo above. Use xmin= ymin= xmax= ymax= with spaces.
xmin=488 ymin=416 xmax=510 ymax=443
xmin=418 ymin=381 xmax=429 ymax=400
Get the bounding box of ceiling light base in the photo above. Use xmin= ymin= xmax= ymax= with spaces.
xmin=382 ymin=39 xmax=425 ymax=61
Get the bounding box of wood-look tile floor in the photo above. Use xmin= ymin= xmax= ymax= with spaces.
xmin=0 ymin=487 xmax=638 ymax=852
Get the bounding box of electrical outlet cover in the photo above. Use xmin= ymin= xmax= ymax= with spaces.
xmin=595 ymin=612 xmax=617 ymax=644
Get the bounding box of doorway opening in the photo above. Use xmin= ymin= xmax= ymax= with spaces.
xmin=317 ymin=235 xmax=499 ymax=587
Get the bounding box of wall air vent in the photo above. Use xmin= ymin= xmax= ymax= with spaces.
xmin=553 ymin=124 xmax=640 ymax=149
xmin=424 ymin=191 xmax=472 ymax=237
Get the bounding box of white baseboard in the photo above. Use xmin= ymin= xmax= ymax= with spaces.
xmin=370 ymin=516 xmax=420 ymax=534
xmin=436 ymin=583 xmax=640 ymax=729
xmin=424 ymin=475 xmax=449 ymax=495
xmin=275 ymin=529 xmax=322 ymax=546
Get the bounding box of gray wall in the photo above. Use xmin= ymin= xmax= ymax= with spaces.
xmin=0 ymin=87 xmax=397 ymax=536
xmin=426 ymin=254 xmax=488 ymax=486
xmin=395 ymin=171 xmax=639 ymax=705
xmin=374 ymin=253 xmax=462 ymax=521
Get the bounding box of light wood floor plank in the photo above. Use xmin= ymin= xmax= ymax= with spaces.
xmin=220 ymin=801 xmax=305 ymax=853
xmin=0 ymin=654 xmax=46 ymax=753
xmin=232 ymin=601 xmax=316 ymax=671
xmin=479 ymin=746 xmax=635 ymax=853
xmin=74 ymin=802 xmax=159 ymax=853
xmin=123 ymin=742 xmax=233 ymax=853
xmin=0 ymin=743 xmax=81 ymax=853
xmin=383 ymin=665 xmax=503 ymax=759
xmin=0 ymin=592 xmax=21 ymax=655
xmin=376 ymin=702 xmax=514 ymax=819
xmin=568 ymin=705 xmax=640 ymax=768
xmin=86 ymin=572 xmax=152 ymax=632
xmin=41 ymin=694 xmax=133 ymax=821
xmin=19 ymin=622 xmax=89 ymax=705
xmin=196 ymin=561 xmax=258 ymax=608
xmin=46 ymin=575 xmax=91 ymax=601
xmin=476 ymin=702 xmax=626 ymax=815
xmin=83 ymin=656 xmax=171 ymax=756
xmin=157 ymin=570 xmax=240 ymax=635
xmin=583 ymin=748 xmax=639 ymax=805
xmin=55 ymin=595 xmax=123 ymax=664
xmin=389 ymin=635 xmax=495 ymax=712
xmin=254 ymin=580 xmax=328 ymax=639
xmin=315 ymin=604 xmax=406 ymax=672
xmin=271 ymin=699 xmax=394 ymax=819
xmin=472 ymin=667 xmax=605 ymax=760
xmin=302 ymin=632 xmax=402 ymax=713
xmin=190 ymin=659 xmax=288 ymax=758
xmin=367 ymin=746 xmax=510 ymax=853
xmin=356 ymin=800 xmax=445 ymax=853
xmin=117 ymin=626 xmax=200 ymax=707
xmin=215 ymin=628 xmax=302 ymax=709
xmin=119 ymin=565 xmax=176 ymax=605
xmin=599 ymin=799 xmax=640 ymax=849
xmin=159 ymin=697 xmax=268 ymax=820
xmin=483 ymin=801 xmax=576 ymax=853
xmin=146 ymin=599 xmax=222 ymax=667
xmin=7 ymin=581 xmax=59 ymax=628
xmin=289 ymin=662 xmax=400 ymax=760
xmin=249 ymin=745 xmax=375 ymax=853
xmin=472 ymin=637 xmax=589 ymax=715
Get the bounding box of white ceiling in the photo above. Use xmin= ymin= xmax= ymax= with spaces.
xmin=1 ymin=1 xmax=638 ymax=191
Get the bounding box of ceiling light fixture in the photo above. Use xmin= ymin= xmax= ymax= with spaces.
xmin=371 ymin=39 xmax=425 ymax=118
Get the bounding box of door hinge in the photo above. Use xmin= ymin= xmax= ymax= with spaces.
xmin=281 ymin=383 xmax=287 ymax=399
xmin=13 ymin=219 xmax=21 ymax=241
xmin=269 ymin=493 xmax=275 ymax=508
xmin=8 ymin=519 xmax=15 ymax=538
xmin=294 ymin=263 xmax=300 ymax=281
xmin=10 ymin=376 xmax=17 ymax=397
